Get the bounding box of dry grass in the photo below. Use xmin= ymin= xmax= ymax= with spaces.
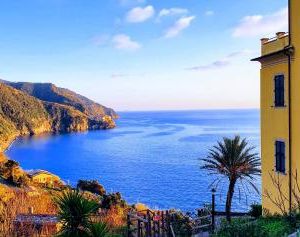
xmin=99 ymin=207 xmax=127 ymax=229
xmin=0 ymin=184 xmax=131 ymax=236
xmin=0 ymin=185 xmax=57 ymax=236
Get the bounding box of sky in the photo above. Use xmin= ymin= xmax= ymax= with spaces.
xmin=0 ymin=0 xmax=288 ymax=111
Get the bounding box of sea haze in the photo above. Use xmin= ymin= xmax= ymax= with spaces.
xmin=6 ymin=109 xmax=261 ymax=212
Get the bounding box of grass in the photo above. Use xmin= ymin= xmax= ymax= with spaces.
xmin=0 ymin=185 xmax=58 ymax=235
xmin=213 ymin=216 xmax=296 ymax=237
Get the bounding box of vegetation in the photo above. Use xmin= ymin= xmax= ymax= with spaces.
xmin=169 ymin=210 xmax=193 ymax=236
xmin=100 ymin=192 xmax=127 ymax=210
xmin=201 ymin=135 xmax=261 ymax=222
xmin=0 ymin=152 xmax=128 ymax=236
xmin=263 ymin=171 xmax=300 ymax=215
xmin=249 ymin=203 xmax=262 ymax=218
xmin=55 ymin=190 xmax=100 ymax=237
xmin=0 ymin=184 xmax=58 ymax=236
xmin=0 ymin=158 xmax=31 ymax=187
xmin=55 ymin=190 xmax=121 ymax=237
xmin=213 ymin=216 xmax=295 ymax=237
xmin=0 ymin=83 xmax=51 ymax=152
xmin=77 ymin=180 xmax=106 ymax=196
xmin=88 ymin=222 xmax=111 ymax=237
xmin=0 ymin=81 xmax=117 ymax=152
xmin=7 ymin=81 xmax=118 ymax=120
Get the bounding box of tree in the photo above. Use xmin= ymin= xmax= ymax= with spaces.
xmin=201 ymin=136 xmax=261 ymax=222
xmin=55 ymin=190 xmax=100 ymax=237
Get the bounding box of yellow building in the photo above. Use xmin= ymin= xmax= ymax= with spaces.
xmin=252 ymin=0 xmax=299 ymax=214
xmin=28 ymin=169 xmax=61 ymax=186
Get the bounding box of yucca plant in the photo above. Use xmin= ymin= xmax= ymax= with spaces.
xmin=201 ymin=136 xmax=261 ymax=222
xmin=88 ymin=222 xmax=111 ymax=237
xmin=55 ymin=190 xmax=100 ymax=237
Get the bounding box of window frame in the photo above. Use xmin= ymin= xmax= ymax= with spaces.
xmin=275 ymin=140 xmax=286 ymax=174
xmin=274 ymin=74 xmax=285 ymax=107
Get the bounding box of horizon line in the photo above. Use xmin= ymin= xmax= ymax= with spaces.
xmin=116 ymin=107 xmax=260 ymax=113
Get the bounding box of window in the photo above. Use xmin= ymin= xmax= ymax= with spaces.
xmin=275 ymin=141 xmax=285 ymax=173
xmin=274 ymin=75 xmax=285 ymax=107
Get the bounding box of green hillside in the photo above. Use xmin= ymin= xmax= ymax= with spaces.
xmin=0 ymin=82 xmax=117 ymax=152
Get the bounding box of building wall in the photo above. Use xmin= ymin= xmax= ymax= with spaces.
xmin=32 ymin=173 xmax=60 ymax=184
xmin=290 ymin=0 xmax=300 ymax=206
xmin=260 ymin=54 xmax=290 ymax=213
xmin=260 ymin=0 xmax=300 ymax=214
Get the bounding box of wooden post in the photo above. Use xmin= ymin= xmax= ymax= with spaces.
xmin=166 ymin=210 xmax=171 ymax=237
xmin=28 ymin=207 xmax=34 ymax=214
xmin=138 ymin=219 xmax=141 ymax=237
xmin=157 ymin=211 xmax=161 ymax=236
xmin=162 ymin=212 xmax=165 ymax=237
xmin=127 ymin=213 xmax=131 ymax=237
xmin=211 ymin=188 xmax=216 ymax=233
xmin=147 ymin=210 xmax=152 ymax=237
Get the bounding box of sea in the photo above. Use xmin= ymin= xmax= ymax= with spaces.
xmin=5 ymin=109 xmax=261 ymax=212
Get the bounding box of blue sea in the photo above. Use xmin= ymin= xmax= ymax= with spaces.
xmin=5 ymin=109 xmax=261 ymax=212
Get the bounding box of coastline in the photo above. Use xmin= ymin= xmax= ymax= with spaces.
xmin=6 ymin=110 xmax=261 ymax=212
xmin=1 ymin=122 xmax=117 ymax=154
xmin=3 ymin=136 xmax=18 ymax=153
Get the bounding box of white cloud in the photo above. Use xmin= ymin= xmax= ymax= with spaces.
xmin=112 ymin=34 xmax=141 ymax=50
xmin=158 ymin=8 xmax=189 ymax=18
xmin=126 ymin=5 xmax=155 ymax=23
xmin=186 ymin=50 xmax=252 ymax=71
xmin=233 ymin=7 xmax=288 ymax=38
xmin=205 ymin=10 xmax=214 ymax=16
xmin=164 ymin=16 xmax=195 ymax=38
xmin=187 ymin=60 xmax=230 ymax=71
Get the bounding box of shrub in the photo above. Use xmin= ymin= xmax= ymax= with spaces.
xmin=100 ymin=192 xmax=126 ymax=210
xmin=77 ymin=180 xmax=106 ymax=196
xmin=0 ymin=159 xmax=32 ymax=187
xmin=214 ymin=218 xmax=256 ymax=237
xmin=258 ymin=218 xmax=293 ymax=237
xmin=214 ymin=216 xmax=294 ymax=237
xmin=169 ymin=210 xmax=193 ymax=237
xmin=0 ymin=160 xmax=19 ymax=179
xmin=249 ymin=203 xmax=262 ymax=218
xmin=15 ymin=174 xmax=31 ymax=187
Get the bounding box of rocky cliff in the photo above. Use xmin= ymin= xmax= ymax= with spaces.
xmin=0 ymin=82 xmax=117 ymax=152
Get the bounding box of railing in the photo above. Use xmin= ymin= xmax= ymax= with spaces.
xmin=127 ymin=190 xmax=250 ymax=236
xmin=127 ymin=210 xmax=175 ymax=237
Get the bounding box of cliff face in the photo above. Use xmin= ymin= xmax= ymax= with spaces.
xmin=0 ymin=82 xmax=117 ymax=152
xmin=0 ymin=83 xmax=51 ymax=152
xmin=44 ymin=102 xmax=89 ymax=133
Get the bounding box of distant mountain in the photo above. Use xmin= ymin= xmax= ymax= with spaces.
xmin=0 ymin=81 xmax=117 ymax=152
xmin=0 ymin=79 xmax=8 ymax=83
xmin=6 ymin=82 xmax=118 ymax=119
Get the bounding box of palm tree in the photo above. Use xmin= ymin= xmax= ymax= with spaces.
xmin=55 ymin=190 xmax=100 ymax=237
xmin=201 ymin=136 xmax=261 ymax=222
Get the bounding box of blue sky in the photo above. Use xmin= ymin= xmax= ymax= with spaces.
xmin=0 ymin=0 xmax=288 ymax=111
